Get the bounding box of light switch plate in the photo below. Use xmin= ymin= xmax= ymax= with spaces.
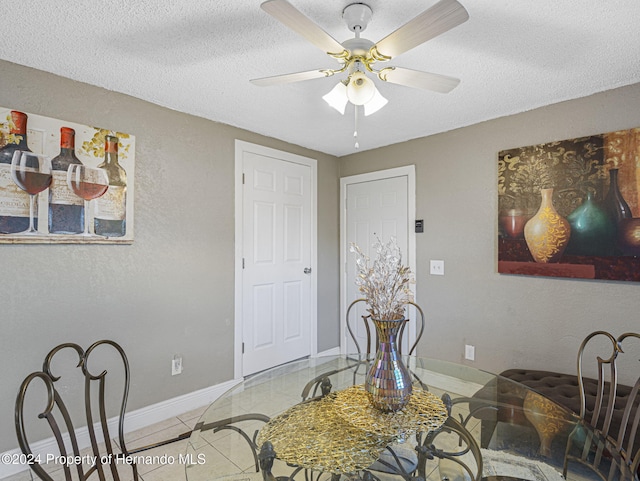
xmin=465 ymin=344 xmax=475 ymax=361
xmin=172 ymin=357 xmax=183 ymax=376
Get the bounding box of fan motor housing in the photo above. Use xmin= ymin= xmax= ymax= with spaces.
xmin=342 ymin=37 xmax=374 ymax=56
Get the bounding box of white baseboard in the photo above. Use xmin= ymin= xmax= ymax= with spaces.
xmin=1 ymin=378 xmax=241 ymax=479
xmin=315 ymin=346 xmax=340 ymax=357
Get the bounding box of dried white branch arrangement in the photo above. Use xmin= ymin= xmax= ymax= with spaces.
xmin=350 ymin=236 xmax=415 ymax=320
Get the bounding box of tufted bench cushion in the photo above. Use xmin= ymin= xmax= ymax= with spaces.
xmin=470 ymin=369 xmax=638 ymax=454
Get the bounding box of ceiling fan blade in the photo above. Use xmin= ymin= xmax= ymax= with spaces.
xmin=251 ymin=69 xmax=334 ymax=87
xmin=372 ymin=0 xmax=469 ymax=60
xmin=378 ymin=67 xmax=460 ymax=93
xmin=261 ymin=0 xmax=348 ymax=58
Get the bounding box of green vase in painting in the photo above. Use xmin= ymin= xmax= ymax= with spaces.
xmin=565 ymin=192 xmax=615 ymax=256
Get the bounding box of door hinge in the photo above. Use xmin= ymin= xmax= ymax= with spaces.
xmin=242 ymin=173 xmax=245 ymax=184
xmin=242 ymin=258 xmax=245 ymax=269
xmin=242 ymin=342 xmax=245 ymax=354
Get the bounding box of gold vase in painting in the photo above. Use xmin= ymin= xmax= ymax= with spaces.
xmin=524 ymin=188 xmax=571 ymax=263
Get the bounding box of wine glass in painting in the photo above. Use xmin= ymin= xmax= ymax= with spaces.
xmin=10 ymin=151 xmax=53 ymax=234
xmin=67 ymin=165 xmax=109 ymax=236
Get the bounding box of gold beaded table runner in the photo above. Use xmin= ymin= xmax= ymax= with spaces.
xmin=256 ymin=385 xmax=448 ymax=475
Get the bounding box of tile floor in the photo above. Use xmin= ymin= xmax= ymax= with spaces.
xmin=1 ymin=373 xmax=482 ymax=481
xmin=0 ymin=361 xmax=555 ymax=481
xmin=2 ymin=371 xmax=450 ymax=480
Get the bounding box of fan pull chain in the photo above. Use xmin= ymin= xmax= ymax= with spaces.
xmin=352 ymin=24 xmax=363 ymax=149
xmin=354 ymin=105 xmax=360 ymax=149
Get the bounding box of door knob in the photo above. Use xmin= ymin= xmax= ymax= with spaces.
xmin=304 ymin=267 xmax=312 ymax=274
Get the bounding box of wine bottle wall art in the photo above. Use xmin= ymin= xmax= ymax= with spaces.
xmin=0 ymin=107 xmax=135 ymax=244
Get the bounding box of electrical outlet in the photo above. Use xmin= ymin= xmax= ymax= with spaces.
xmin=430 ymin=260 xmax=444 ymax=275
xmin=171 ymin=356 xmax=183 ymax=376
xmin=465 ymin=344 xmax=475 ymax=361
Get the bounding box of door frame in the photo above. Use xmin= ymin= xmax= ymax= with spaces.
xmin=234 ymin=140 xmax=318 ymax=380
xmin=339 ymin=165 xmax=417 ymax=355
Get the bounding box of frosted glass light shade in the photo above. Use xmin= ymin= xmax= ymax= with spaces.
xmin=323 ymin=76 xmax=387 ymax=116
xmin=364 ymin=88 xmax=388 ymax=116
xmin=346 ymin=71 xmax=375 ymax=105
xmin=322 ymin=82 xmax=348 ymax=114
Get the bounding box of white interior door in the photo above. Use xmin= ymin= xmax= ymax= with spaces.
xmin=239 ymin=145 xmax=314 ymax=376
xmin=341 ymin=168 xmax=415 ymax=356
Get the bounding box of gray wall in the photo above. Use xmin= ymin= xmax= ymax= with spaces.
xmin=2 ymin=55 xmax=639 ymax=453
xmin=340 ymin=82 xmax=640 ymax=378
xmin=0 ymin=60 xmax=340 ymax=452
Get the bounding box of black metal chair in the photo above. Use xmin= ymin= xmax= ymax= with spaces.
xmin=301 ymin=299 xmax=426 ymax=404
xmin=193 ymin=414 xmax=273 ymax=479
xmin=418 ymin=405 xmax=484 ymax=481
xmin=563 ymin=331 xmax=640 ymax=481
xmin=15 ymin=340 xmax=192 ymax=481
xmin=345 ymin=298 xmax=425 ymax=359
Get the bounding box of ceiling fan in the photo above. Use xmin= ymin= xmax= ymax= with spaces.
xmin=251 ymin=0 xmax=469 ymax=118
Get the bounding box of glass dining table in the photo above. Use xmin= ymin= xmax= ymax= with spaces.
xmin=183 ymin=354 xmax=622 ymax=481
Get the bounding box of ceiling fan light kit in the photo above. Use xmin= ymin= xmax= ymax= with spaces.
xmin=322 ymin=82 xmax=349 ymax=115
xmin=346 ymin=71 xmax=375 ymax=105
xmin=363 ymin=88 xmax=389 ymax=116
xmin=252 ymin=0 xmax=469 ymax=148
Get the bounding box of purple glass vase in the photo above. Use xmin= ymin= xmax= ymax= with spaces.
xmin=365 ymin=318 xmax=413 ymax=412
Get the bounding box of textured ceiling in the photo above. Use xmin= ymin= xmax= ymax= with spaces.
xmin=3 ymin=1 xmax=640 ymax=157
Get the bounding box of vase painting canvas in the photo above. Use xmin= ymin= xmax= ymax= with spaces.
xmin=0 ymin=107 xmax=134 ymax=244
xmin=498 ymin=127 xmax=640 ymax=282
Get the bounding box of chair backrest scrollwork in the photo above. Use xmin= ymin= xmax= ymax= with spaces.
xmin=617 ymin=333 xmax=640 ymax=480
xmin=15 ymin=340 xmax=138 ymax=481
xmin=564 ymin=331 xmax=640 ymax=481
xmin=345 ymin=298 xmax=425 ymax=359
